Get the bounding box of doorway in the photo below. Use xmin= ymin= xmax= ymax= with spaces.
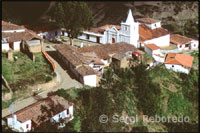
xmin=96 ymin=37 xmax=100 ymax=43
xmin=112 ymin=38 xmax=115 ymax=43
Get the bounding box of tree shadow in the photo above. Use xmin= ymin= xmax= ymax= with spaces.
xmin=31 ymin=97 xmax=68 ymax=132
xmin=46 ymin=51 xmax=78 ymax=80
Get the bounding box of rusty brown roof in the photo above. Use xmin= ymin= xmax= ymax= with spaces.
xmin=55 ymin=44 xmax=98 ymax=76
xmin=139 ymin=24 xmax=169 ymax=41
xmin=54 ymin=44 xmax=89 ymax=67
xmin=78 ymin=42 xmax=137 ymax=60
xmin=2 ymin=21 xmax=24 ymax=31
xmin=170 ymin=34 xmax=193 ymax=45
xmin=2 ymin=21 xmax=42 ymax=43
xmin=2 ymin=30 xmax=42 ymax=43
xmin=136 ymin=18 xmax=161 ymax=24
xmin=112 ymin=53 xmax=126 ymax=60
xmin=5 ymin=95 xmax=73 ymax=126
xmin=76 ymin=65 xmax=97 ymax=76
xmin=145 ymin=43 xmax=160 ymax=50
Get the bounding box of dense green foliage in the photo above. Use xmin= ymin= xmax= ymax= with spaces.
xmin=50 ymin=2 xmax=94 ymax=45
xmin=38 ymin=61 xmax=198 ymax=132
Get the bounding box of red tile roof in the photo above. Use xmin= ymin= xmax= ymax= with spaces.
xmin=170 ymin=34 xmax=193 ymax=45
xmin=78 ymin=42 xmax=137 ymax=59
xmin=76 ymin=65 xmax=97 ymax=76
xmin=2 ymin=21 xmax=42 ymax=43
xmin=2 ymin=21 xmax=24 ymax=31
xmin=2 ymin=31 xmax=41 ymax=43
xmin=81 ymin=52 xmax=105 ymax=65
xmin=139 ymin=24 xmax=169 ymax=41
xmin=5 ymin=95 xmax=73 ymax=126
xmin=54 ymin=44 xmax=97 ymax=76
xmin=136 ymin=18 xmax=161 ymax=24
xmin=55 ymin=44 xmax=89 ymax=67
xmin=165 ymin=53 xmax=194 ymax=67
xmin=145 ymin=43 xmax=160 ymax=51
xmin=112 ymin=53 xmax=126 ymax=60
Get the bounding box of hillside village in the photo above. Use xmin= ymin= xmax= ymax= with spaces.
xmin=2 ymin=3 xmax=199 ymax=132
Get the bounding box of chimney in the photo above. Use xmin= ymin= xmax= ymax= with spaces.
xmin=12 ymin=114 xmax=17 ymax=124
xmin=80 ymin=42 xmax=84 ymax=48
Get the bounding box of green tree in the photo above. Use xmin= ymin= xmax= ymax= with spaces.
xmin=51 ymin=2 xmax=94 ymax=45
xmin=131 ymin=63 xmax=162 ymax=116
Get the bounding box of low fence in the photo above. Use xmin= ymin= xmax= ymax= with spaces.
xmin=152 ymin=54 xmax=165 ymax=63
xmin=160 ymin=48 xmax=180 ymax=54
xmin=42 ymin=50 xmax=56 ymax=70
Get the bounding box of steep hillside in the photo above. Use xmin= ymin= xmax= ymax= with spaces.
xmin=2 ymin=1 xmax=198 ymax=38
xmin=86 ymin=2 xmax=198 ymax=38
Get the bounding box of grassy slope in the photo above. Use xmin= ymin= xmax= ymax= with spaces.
xmin=2 ymin=52 xmax=54 ymax=91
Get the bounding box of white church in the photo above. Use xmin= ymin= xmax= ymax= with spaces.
xmin=78 ymin=9 xmax=170 ymax=48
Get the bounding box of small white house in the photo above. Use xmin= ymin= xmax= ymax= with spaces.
xmin=76 ymin=65 xmax=97 ymax=87
xmin=170 ymin=34 xmax=199 ymax=51
xmin=144 ymin=43 xmax=161 ymax=56
xmin=2 ymin=41 xmax=10 ymax=51
xmin=5 ymin=95 xmax=73 ymax=132
xmin=136 ymin=18 xmax=161 ymax=30
xmin=164 ymin=53 xmax=194 ymax=74
xmin=2 ymin=21 xmax=42 ymax=53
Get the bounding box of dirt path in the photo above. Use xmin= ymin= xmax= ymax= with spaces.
xmin=2 ymin=44 xmax=82 ymax=118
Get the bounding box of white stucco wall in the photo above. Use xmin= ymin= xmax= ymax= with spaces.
xmin=89 ymin=35 xmax=97 ymax=42
xmin=21 ymin=120 xmax=32 ymax=132
xmin=101 ymin=59 xmax=109 ymax=66
xmin=7 ymin=116 xmax=31 ymax=132
xmin=152 ymin=49 xmax=161 ymax=55
xmin=165 ymin=64 xmax=189 ymax=74
xmin=144 ymin=46 xmax=152 ymax=55
xmin=13 ymin=41 xmax=21 ymax=51
xmin=144 ymin=34 xmax=170 ymax=47
xmin=138 ymin=22 xmax=161 ymax=30
xmin=2 ymin=29 xmax=25 ymax=33
xmin=190 ymin=40 xmax=199 ymax=50
xmin=78 ymin=32 xmax=104 ymax=44
xmin=83 ymin=74 xmax=97 ymax=87
xmin=152 ymin=54 xmax=165 ymax=63
xmin=2 ymin=43 xmax=10 ymax=51
xmin=177 ymin=44 xmax=185 ymax=51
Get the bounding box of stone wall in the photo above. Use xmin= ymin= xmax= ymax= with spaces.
xmin=28 ymin=45 xmax=42 ymax=53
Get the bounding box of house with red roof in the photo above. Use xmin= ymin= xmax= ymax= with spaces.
xmin=4 ymin=95 xmax=74 ymax=132
xmin=170 ymin=34 xmax=199 ymax=51
xmin=2 ymin=21 xmax=43 ymax=53
xmin=164 ymin=53 xmax=194 ymax=74
xmin=144 ymin=43 xmax=161 ymax=56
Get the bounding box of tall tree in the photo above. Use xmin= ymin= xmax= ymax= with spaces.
xmin=52 ymin=2 xmax=94 ymax=45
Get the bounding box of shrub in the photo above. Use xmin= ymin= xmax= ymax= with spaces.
xmin=168 ymin=92 xmax=191 ymax=116
xmin=45 ymin=76 xmax=52 ymax=82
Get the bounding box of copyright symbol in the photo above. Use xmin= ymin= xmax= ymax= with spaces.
xmin=99 ymin=114 xmax=108 ymax=123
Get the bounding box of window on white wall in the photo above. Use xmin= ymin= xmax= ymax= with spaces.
xmin=26 ymin=124 xmax=29 ymax=129
xmin=125 ymin=26 xmax=127 ymax=31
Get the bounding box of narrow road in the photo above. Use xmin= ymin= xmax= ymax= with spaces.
xmin=2 ymin=43 xmax=82 ymax=118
